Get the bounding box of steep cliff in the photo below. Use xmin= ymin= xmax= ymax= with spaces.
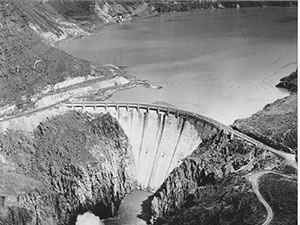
xmin=150 ymin=131 xmax=281 ymax=224
xmin=0 ymin=112 xmax=135 ymax=225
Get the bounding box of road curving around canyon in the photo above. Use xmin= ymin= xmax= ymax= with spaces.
xmin=248 ymin=170 xmax=297 ymax=225
xmin=248 ymin=171 xmax=274 ymax=225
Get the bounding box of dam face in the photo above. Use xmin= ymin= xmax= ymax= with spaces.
xmin=67 ymin=102 xmax=221 ymax=191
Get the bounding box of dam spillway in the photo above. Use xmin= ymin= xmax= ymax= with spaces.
xmin=65 ymin=101 xmax=231 ymax=191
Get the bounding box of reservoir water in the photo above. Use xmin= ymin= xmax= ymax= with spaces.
xmin=61 ymin=7 xmax=297 ymax=125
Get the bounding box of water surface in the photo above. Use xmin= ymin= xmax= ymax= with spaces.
xmin=104 ymin=190 xmax=152 ymax=225
xmin=61 ymin=7 xmax=297 ymax=125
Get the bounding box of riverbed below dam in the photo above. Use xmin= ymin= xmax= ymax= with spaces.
xmin=104 ymin=190 xmax=153 ymax=225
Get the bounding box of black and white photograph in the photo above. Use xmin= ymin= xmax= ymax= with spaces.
xmin=0 ymin=0 xmax=297 ymax=225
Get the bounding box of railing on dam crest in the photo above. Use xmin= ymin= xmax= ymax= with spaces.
xmin=65 ymin=100 xmax=231 ymax=132
xmin=64 ymin=100 xmax=296 ymax=158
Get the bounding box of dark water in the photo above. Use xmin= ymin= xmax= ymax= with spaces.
xmin=61 ymin=7 xmax=297 ymax=125
xmin=104 ymin=190 xmax=152 ymax=225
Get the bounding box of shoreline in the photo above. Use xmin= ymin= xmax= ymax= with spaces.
xmin=54 ymin=2 xmax=297 ymax=48
xmin=54 ymin=12 xmax=162 ymax=50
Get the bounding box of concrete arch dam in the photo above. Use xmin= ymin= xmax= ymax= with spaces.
xmin=65 ymin=101 xmax=240 ymax=191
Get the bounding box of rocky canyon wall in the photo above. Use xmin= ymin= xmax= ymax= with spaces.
xmin=0 ymin=112 xmax=135 ymax=225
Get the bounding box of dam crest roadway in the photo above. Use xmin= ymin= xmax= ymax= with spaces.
xmin=65 ymin=101 xmax=297 ymax=191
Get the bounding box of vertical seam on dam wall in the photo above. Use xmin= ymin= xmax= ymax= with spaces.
xmin=138 ymin=112 xmax=148 ymax=162
xmin=165 ymin=117 xmax=186 ymax=177
xmin=130 ymin=108 xmax=135 ymax=139
xmin=147 ymin=113 xmax=166 ymax=188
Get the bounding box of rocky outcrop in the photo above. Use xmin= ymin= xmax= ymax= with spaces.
xmin=0 ymin=112 xmax=135 ymax=225
xmin=150 ymin=131 xmax=281 ymax=224
xmin=276 ymin=70 xmax=297 ymax=93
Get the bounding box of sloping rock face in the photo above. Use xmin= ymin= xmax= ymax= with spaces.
xmin=233 ymin=71 xmax=297 ymax=154
xmin=0 ymin=112 xmax=135 ymax=225
xmin=150 ymin=131 xmax=281 ymax=224
xmin=233 ymin=94 xmax=297 ymax=154
xmin=0 ymin=1 xmax=92 ymax=108
xmin=276 ymin=70 xmax=297 ymax=93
